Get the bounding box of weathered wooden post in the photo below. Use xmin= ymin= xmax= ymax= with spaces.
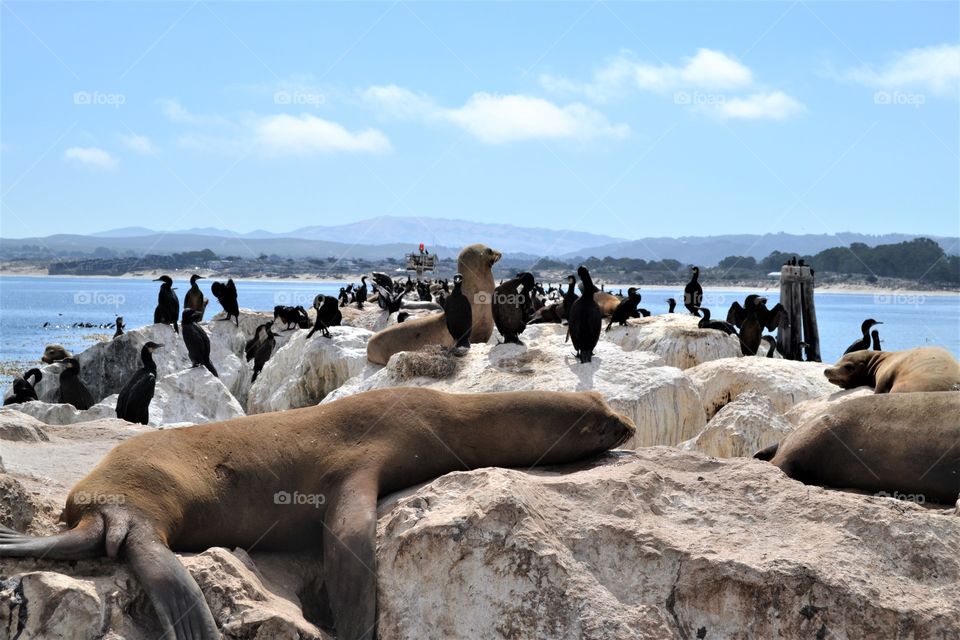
xmin=777 ymin=264 xmax=821 ymax=362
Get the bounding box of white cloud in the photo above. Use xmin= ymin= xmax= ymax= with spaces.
xmin=712 ymin=91 xmax=805 ymax=120
xmin=159 ymin=99 xmax=226 ymax=126
xmin=363 ymin=85 xmax=629 ymax=143
xmin=120 ymin=134 xmax=157 ymax=155
xmin=539 ymin=49 xmax=803 ymax=121
xmin=540 ymin=49 xmax=754 ymax=101
xmin=442 ymin=93 xmax=629 ymax=143
xmin=362 ymin=84 xmax=437 ymax=119
xmin=842 ymin=43 xmax=960 ymax=96
xmin=63 ymin=146 xmax=118 ymax=170
xmin=253 ymin=113 xmax=391 ymax=155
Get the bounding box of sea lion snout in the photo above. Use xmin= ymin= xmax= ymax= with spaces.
xmin=601 ymin=413 xmax=636 ymax=448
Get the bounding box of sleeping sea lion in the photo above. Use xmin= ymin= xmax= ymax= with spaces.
xmin=754 ymin=391 xmax=960 ymax=504
xmin=366 ymin=244 xmax=501 ymax=365
xmin=823 ymin=346 xmax=960 ymax=393
xmin=0 ymin=387 xmax=634 ymax=640
xmin=594 ymin=291 xmax=621 ymax=317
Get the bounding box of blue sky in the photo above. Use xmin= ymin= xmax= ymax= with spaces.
xmin=2 ymin=1 xmax=958 ymax=240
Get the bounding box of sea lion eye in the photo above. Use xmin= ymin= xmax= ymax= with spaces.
xmin=845 ymin=363 xmax=854 ymax=369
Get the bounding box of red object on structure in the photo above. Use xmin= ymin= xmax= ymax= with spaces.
xmin=419 ymin=243 xmax=425 ymax=253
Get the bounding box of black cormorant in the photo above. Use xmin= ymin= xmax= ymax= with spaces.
xmin=116 ymin=342 xmax=162 ymax=424
xmin=58 ymin=357 xmax=94 ymax=410
xmin=683 ymin=267 xmax=703 ymax=316
xmin=4 ymin=368 xmax=42 ymax=405
xmin=211 ymin=279 xmax=240 ymax=326
xmin=183 ymin=274 xmax=208 ymax=319
xmin=568 ymin=266 xmax=602 ymax=363
xmin=181 ymin=309 xmax=218 ymax=377
xmin=153 ymin=275 xmax=180 ymax=334
xmin=843 ymin=318 xmax=883 ymax=354
xmin=492 ymin=272 xmax=535 ymax=344
xmin=444 ymin=274 xmax=472 ymax=353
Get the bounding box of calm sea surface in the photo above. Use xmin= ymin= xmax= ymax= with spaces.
xmin=1 ymin=275 xmax=957 ymax=388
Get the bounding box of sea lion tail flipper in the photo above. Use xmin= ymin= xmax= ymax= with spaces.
xmin=0 ymin=514 xmax=104 ymax=559
xmin=124 ymin=523 xmax=220 ymax=640
xmin=324 ymin=474 xmax=378 ymax=640
xmin=753 ymin=442 xmax=780 ymax=461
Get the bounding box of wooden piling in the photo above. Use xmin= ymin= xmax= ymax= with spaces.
xmin=777 ymin=265 xmax=820 ymax=361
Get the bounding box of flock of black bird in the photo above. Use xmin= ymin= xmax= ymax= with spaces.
xmin=5 ymin=265 xmax=886 ymax=423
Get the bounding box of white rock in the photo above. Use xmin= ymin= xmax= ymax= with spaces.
xmin=150 ymin=367 xmax=245 ymax=426
xmin=325 ymin=328 xmax=706 ymax=448
xmin=0 ymin=408 xmax=50 ymax=442
xmin=680 ymin=390 xmax=794 ymax=458
xmin=0 ymin=550 xmax=328 ymax=640
xmin=12 ymin=400 xmax=118 ymax=426
xmin=686 ymin=357 xmax=836 ymax=420
xmin=784 ymin=386 xmax=875 ymax=426
xmin=377 ymin=449 xmax=960 ymax=639
xmin=604 ymin=314 xmax=742 ymax=369
xmin=247 ymin=326 xmax=372 ymax=414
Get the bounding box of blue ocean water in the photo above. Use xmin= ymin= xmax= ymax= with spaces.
xmin=0 ymin=275 xmax=957 ymax=388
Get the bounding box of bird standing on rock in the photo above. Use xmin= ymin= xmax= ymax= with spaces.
xmin=183 ymin=274 xmax=208 ymax=319
xmin=58 ymin=357 xmax=94 ymax=410
xmin=444 ymin=274 xmax=472 ymax=354
xmin=568 ymin=266 xmax=602 ymax=363
xmin=116 ymin=342 xmax=162 ymax=425
xmin=153 ymin=275 xmax=180 ymax=334
xmin=684 ymin=267 xmax=703 ymax=316
xmin=211 ymin=279 xmax=240 ymax=326
xmin=181 ymin=309 xmax=218 ymax=377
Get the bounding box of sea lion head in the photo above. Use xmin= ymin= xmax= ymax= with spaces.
xmin=41 ymin=344 xmax=71 ymax=364
xmin=824 ymin=350 xmax=876 ymax=389
xmin=459 ymin=243 xmax=501 ymax=273
xmin=531 ymin=392 xmax=636 ymax=462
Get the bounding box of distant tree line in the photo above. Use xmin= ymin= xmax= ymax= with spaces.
xmin=713 ymin=238 xmax=958 ymax=285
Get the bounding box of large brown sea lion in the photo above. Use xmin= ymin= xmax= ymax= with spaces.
xmin=0 ymin=387 xmax=634 ymax=640
xmin=754 ymin=391 xmax=960 ymax=504
xmin=366 ymin=244 xmax=501 ymax=365
xmin=823 ymin=346 xmax=960 ymax=393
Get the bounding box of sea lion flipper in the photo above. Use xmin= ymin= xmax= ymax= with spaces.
xmin=323 ymin=473 xmax=378 ymax=640
xmin=124 ymin=525 xmax=220 ymax=640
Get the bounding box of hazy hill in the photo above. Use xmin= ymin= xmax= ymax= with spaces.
xmin=565 ymin=232 xmax=959 ymax=266
xmin=3 ymin=217 xmax=956 ymax=265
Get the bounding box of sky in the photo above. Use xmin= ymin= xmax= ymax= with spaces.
xmin=2 ymin=1 xmax=959 ymax=241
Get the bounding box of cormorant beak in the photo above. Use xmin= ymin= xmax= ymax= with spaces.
xmin=875 ymin=321 xmax=883 ymax=325
xmin=153 ymin=278 xmax=163 ymax=282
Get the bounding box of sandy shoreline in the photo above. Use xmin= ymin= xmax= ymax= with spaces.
xmin=2 ymin=269 xmax=956 ymax=297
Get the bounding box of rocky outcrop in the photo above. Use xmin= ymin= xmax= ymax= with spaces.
xmin=377 ymin=449 xmax=960 ymax=639
xmin=22 ymin=312 xmax=302 ymax=412
xmin=0 ymin=549 xmax=329 ymax=640
xmin=11 ymin=400 xmax=118 ymax=427
xmin=680 ymin=390 xmax=794 ymax=458
xmin=0 ymin=409 xmax=49 ymax=443
xmin=4 ymin=448 xmax=958 ymax=639
xmin=150 ymin=367 xmax=246 ymax=426
xmin=604 ymin=314 xmax=742 ymax=369
xmin=12 ymin=366 xmax=245 ymax=428
xmin=246 ymin=326 xmax=371 ymax=414
xmin=325 ymin=326 xmax=706 ymax=448
xmin=686 ymin=357 xmax=836 ymax=420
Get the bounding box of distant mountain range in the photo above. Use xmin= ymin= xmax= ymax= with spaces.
xmin=4 ymin=216 xmax=957 ymax=266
